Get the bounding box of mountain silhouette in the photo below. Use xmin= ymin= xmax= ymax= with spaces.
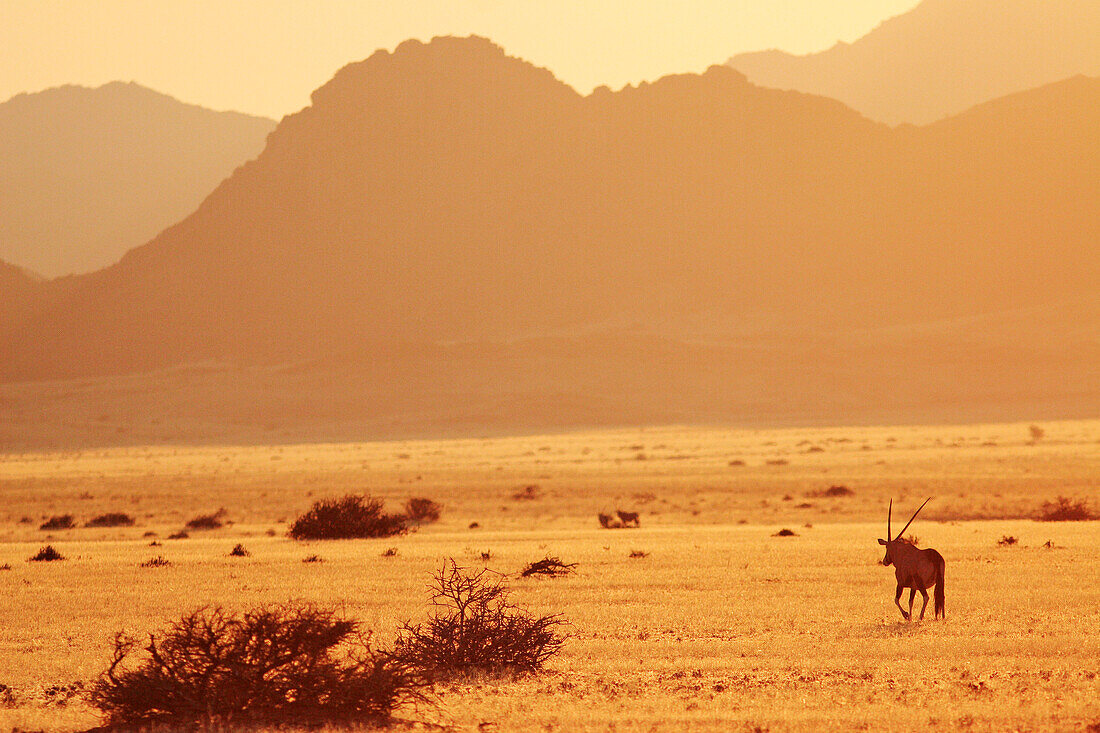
xmin=0 ymin=81 xmax=274 ymax=277
xmin=729 ymin=0 xmax=1100 ymax=125
xmin=1 ymin=37 xmax=1096 ymax=438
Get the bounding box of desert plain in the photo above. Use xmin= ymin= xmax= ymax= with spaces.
xmin=1 ymin=419 xmax=1097 ymax=732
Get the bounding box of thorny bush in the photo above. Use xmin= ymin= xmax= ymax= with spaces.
xmin=87 ymin=604 xmax=424 ymax=729
xmin=391 ymin=560 xmax=567 ymax=681
xmin=289 ymin=494 xmax=408 ymax=540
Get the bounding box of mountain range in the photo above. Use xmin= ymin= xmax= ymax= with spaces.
xmin=0 ymin=81 xmax=274 ymax=277
xmin=1 ymin=36 xmax=1097 ymax=442
xmin=729 ymin=0 xmax=1100 ymax=125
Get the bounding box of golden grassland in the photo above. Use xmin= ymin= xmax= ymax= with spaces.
xmin=1 ymin=419 xmax=1098 ymax=732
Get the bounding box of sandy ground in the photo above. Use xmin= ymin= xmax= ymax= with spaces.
xmin=1 ymin=419 xmax=1098 ymax=731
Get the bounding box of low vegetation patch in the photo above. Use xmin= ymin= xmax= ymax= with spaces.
xmin=140 ymin=556 xmax=170 ymax=568
xmin=29 ymin=545 xmax=65 ymax=561
xmin=1038 ymin=496 xmax=1094 ymax=522
xmin=810 ymin=485 xmax=855 ymax=498
xmin=391 ymin=561 xmax=567 ymax=680
xmin=39 ymin=515 xmax=75 ymax=531
xmin=167 ymin=530 xmax=189 ymax=540
xmin=404 ymin=497 xmax=442 ymax=524
xmin=998 ymin=535 xmax=1018 ymax=546
xmin=520 ymin=556 xmax=577 ymax=578
xmin=773 ymin=529 xmax=798 ymax=537
xmin=512 ymin=485 xmax=541 ymax=501
xmin=289 ymin=495 xmax=408 ymax=540
xmin=228 ymin=544 xmax=250 ymax=557
xmin=185 ymin=510 xmax=226 ymax=530
xmin=86 ymin=512 xmax=135 ymax=528
xmin=88 ymin=605 xmax=423 ymax=730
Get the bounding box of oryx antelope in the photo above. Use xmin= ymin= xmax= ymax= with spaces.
xmin=878 ymin=498 xmax=945 ymax=621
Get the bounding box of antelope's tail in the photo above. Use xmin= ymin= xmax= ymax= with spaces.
xmin=931 ymin=549 xmax=946 ymax=619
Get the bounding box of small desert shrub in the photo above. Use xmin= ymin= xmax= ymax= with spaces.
xmin=629 ymin=550 xmax=649 ymax=559
xmin=228 ymin=544 xmax=250 ymax=557
xmin=382 ymin=547 xmax=399 ymax=557
xmin=140 ymin=556 xmax=171 ymax=568
xmin=86 ymin=512 xmax=135 ymax=528
xmin=405 ymin=498 xmax=442 ymax=524
xmin=468 ymin=522 xmax=480 ymax=529
xmin=512 ymin=485 xmax=540 ymax=501
xmin=30 ymin=545 xmax=64 ymax=561
xmin=998 ymin=535 xmax=1019 ymax=546
xmin=289 ymin=495 xmax=408 ymax=540
xmin=185 ymin=510 xmax=225 ymax=530
xmin=87 ymin=605 xmax=423 ymax=729
xmin=1038 ymin=496 xmax=1094 ymax=522
xmin=766 ymin=459 xmax=789 ymax=466
xmin=391 ymin=561 xmax=567 ymax=680
xmin=520 ymin=556 xmax=577 ymax=578
xmin=0 ymin=563 xmax=12 ymax=571
xmin=773 ymin=529 xmax=797 ymax=537
xmin=40 ymin=515 xmax=75 ymax=530
xmin=810 ymin=485 xmax=855 ymax=498
xmin=728 ymin=459 xmax=745 ymax=467
xmin=167 ymin=530 xmax=189 ymax=540
xmin=0 ymin=681 xmax=16 ymax=706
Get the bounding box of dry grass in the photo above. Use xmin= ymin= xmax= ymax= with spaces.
xmin=0 ymin=419 xmax=1098 ymax=731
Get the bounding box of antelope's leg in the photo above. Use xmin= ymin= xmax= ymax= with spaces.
xmin=918 ymin=588 xmax=930 ymax=620
xmin=895 ymin=583 xmax=909 ymax=620
xmin=908 ymin=588 xmax=916 ymax=621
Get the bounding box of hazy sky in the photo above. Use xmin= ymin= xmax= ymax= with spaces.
xmin=2 ymin=1 xmax=921 ymax=119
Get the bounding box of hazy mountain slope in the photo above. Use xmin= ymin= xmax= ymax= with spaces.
xmin=729 ymin=0 xmax=1100 ymax=125
xmin=1 ymin=37 xmax=1096 ymax=430
xmin=0 ymin=81 xmax=275 ymax=277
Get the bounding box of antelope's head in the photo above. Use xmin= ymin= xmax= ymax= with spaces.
xmin=878 ymin=497 xmax=931 ymax=565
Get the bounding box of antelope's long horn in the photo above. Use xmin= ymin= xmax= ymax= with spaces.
xmin=887 ymin=499 xmax=892 ymax=539
xmin=894 ymin=497 xmax=932 ymax=541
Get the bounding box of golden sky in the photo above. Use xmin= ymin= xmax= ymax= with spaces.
xmin=2 ymin=1 xmax=921 ymax=119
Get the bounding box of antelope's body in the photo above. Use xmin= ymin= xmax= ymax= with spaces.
xmin=878 ymin=499 xmax=946 ymax=621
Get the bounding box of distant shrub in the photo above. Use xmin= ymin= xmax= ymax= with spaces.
xmin=810 ymin=485 xmax=855 ymax=498
xmin=1038 ymin=496 xmax=1094 ymax=522
xmin=302 ymin=555 xmax=323 ymax=563
xmin=468 ymin=522 xmax=481 ymax=529
xmin=629 ymin=550 xmax=649 ymax=559
xmin=382 ymin=547 xmax=399 ymax=557
xmin=512 ymin=485 xmax=541 ymax=501
xmin=40 ymin=515 xmax=75 ymax=530
xmin=765 ymin=459 xmax=789 ymax=466
xmin=289 ymin=495 xmax=408 ymax=541
xmin=228 ymin=544 xmax=250 ymax=557
xmin=86 ymin=512 xmax=135 ymax=528
xmin=1029 ymin=424 xmax=1045 ymax=441
xmin=520 ymin=556 xmax=577 ymax=578
xmin=404 ymin=498 xmax=442 ymax=524
xmin=773 ymin=529 xmax=797 ymax=537
xmin=391 ymin=561 xmax=566 ymax=680
xmin=167 ymin=531 xmax=189 ymax=540
xmin=142 ymin=531 xmax=157 ymax=538
xmin=87 ymin=605 xmax=423 ymax=729
xmin=728 ymin=459 xmax=745 ymax=467
xmin=29 ymin=545 xmax=64 ymax=561
xmin=0 ymin=563 xmax=12 ymax=571
xmin=998 ymin=535 xmax=1018 ymax=546
xmin=185 ymin=510 xmax=225 ymax=530
xmin=140 ymin=556 xmax=170 ymax=568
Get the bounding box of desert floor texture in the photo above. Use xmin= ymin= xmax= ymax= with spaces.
xmin=1 ymin=419 xmax=1098 ymax=731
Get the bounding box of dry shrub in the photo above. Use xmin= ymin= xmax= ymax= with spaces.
xmin=185 ymin=510 xmax=226 ymax=530
xmin=86 ymin=512 xmax=135 ymax=528
xmin=773 ymin=529 xmax=797 ymax=537
xmin=382 ymin=547 xmax=399 ymax=557
xmin=87 ymin=605 xmax=423 ymax=730
xmin=405 ymin=498 xmax=442 ymax=524
xmin=228 ymin=544 xmax=250 ymax=557
xmin=40 ymin=515 xmax=75 ymax=530
xmin=289 ymin=495 xmax=408 ymax=540
xmin=520 ymin=556 xmax=577 ymax=578
xmin=810 ymin=485 xmax=855 ymax=498
xmin=167 ymin=530 xmax=189 ymax=540
xmin=512 ymin=485 xmax=541 ymax=501
xmin=303 ymin=554 xmax=324 ymax=563
xmin=629 ymin=550 xmax=649 ymax=559
xmin=391 ymin=561 xmax=566 ymax=680
xmin=1038 ymin=496 xmax=1094 ymax=522
xmin=998 ymin=535 xmax=1018 ymax=546
xmin=29 ymin=545 xmax=65 ymax=561
xmin=140 ymin=556 xmax=170 ymax=568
